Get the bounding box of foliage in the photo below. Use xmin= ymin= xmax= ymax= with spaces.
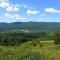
xmin=0 ymin=41 xmax=60 ymax=60
xmin=0 ymin=30 xmax=52 ymax=46
xmin=54 ymin=31 xmax=60 ymax=44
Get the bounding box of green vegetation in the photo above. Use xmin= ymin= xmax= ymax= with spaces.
xmin=0 ymin=29 xmax=53 ymax=46
xmin=54 ymin=31 xmax=60 ymax=44
xmin=0 ymin=41 xmax=60 ymax=60
xmin=0 ymin=29 xmax=60 ymax=60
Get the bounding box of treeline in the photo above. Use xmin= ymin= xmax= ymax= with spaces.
xmin=0 ymin=31 xmax=60 ymax=46
xmin=0 ymin=31 xmax=53 ymax=46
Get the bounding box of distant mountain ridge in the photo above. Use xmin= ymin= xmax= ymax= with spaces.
xmin=0 ymin=22 xmax=60 ymax=29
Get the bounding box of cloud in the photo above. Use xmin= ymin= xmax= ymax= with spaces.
xmin=0 ymin=0 xmax=9 ymax=8
xmin=45 ymin=8 xmax=60 ymax=13
xmin=5 ymin=13 xmax=25 ymax=20
xmin=23 ymin=4 xmax=34 ymax=9
xmin=6 ymin=5 xmax=19 ymax=12
xmin=27 ymin=10 xmax=40 ymax=15
xmin=0 ymin=0 xmax=19 ymax=12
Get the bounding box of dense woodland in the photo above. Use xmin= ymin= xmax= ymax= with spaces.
xmin=0 ymin=29 xmax=59 ymax=46
xmin=0 ymin=22 xmax=60 ymax=46
xmin=0 ymin=31 xmax=47 ymax=46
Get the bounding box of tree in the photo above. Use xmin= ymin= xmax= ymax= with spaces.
xmin=54 ymin=31 xmax=60 ymax=44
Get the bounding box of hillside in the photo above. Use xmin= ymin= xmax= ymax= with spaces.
xmin=0 ymin=22 xmax=60 ymax=30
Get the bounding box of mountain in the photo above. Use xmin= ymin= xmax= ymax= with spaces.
xmin=0 ymin=22 xmax=60 ymax=30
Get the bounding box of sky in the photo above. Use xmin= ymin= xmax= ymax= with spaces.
xmin=0 ymin=0 xmax=60 ymax=22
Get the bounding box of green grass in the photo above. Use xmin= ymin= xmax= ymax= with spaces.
xmin=0 ymin=40 xmax=60 ymax=60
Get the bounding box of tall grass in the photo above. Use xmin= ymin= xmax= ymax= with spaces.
xmin=0 ymin=41 xmax=60 ymax=60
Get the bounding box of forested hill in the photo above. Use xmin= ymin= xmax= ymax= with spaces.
xmin=0 ymin=22 xmax=60 ymax=29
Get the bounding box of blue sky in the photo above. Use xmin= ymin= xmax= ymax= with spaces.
xmin=0 ymin=0 xmax=60 ymax=22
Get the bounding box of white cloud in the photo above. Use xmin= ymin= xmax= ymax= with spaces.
xmin=45 ymin=8 xmax=60 ymax=13
xmin=0 ymin=0 xmax=19 ymax=12
xmin=27 ymin=10 xmax=39 ymax=15
xmin=6 ymin=5 xmax=19 ymax=12
xmin=0 ymin=0 xmax=9 ymax=8
xmin=23 ymin=4 xmax=34 ymax=9
xmin=5 ymin=13 xmax=25 ymax=20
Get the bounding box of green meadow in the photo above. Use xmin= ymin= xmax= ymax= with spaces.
xmin=0 ymin=40 xmax=60 ymax=60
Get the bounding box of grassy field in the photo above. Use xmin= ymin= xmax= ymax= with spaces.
xmin=0 ymin=40 xmax=60 ymax=60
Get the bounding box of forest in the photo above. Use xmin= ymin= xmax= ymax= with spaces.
xmin=0 ymin=22 xmax=60 ymax=60
xmin=0 ymin=29 xmax=54 ymax=46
